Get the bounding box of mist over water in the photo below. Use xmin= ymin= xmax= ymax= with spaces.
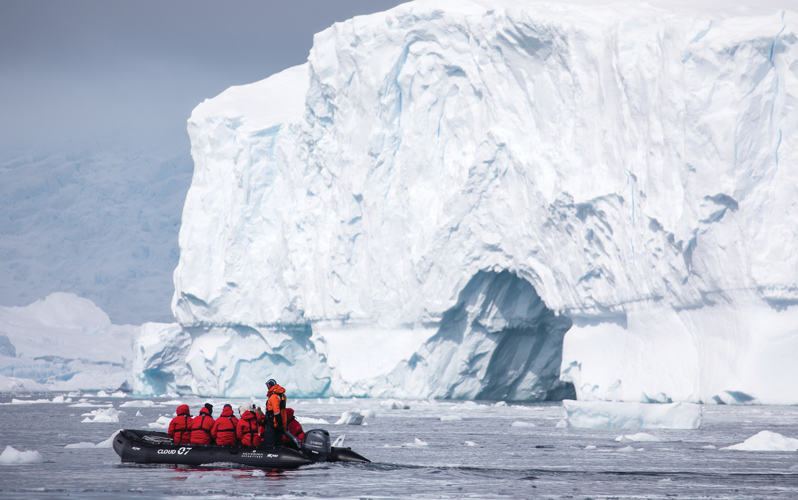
xmin=2 ymin=396 xmax=798 ymax=499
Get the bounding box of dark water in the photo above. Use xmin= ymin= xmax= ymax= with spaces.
xmin=1 ymin=396 xmax=797 ymax=499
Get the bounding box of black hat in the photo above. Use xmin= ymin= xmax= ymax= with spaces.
xmin=204 ymin=403 xmax=214 ymax=414
xmin=223 ymin=403 xmax=232 ymax=409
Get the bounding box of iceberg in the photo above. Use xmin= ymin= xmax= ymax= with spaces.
xmin=136 ymin=0 xmax=798 ymax=402
xmin=563 ymin=400 xmax=702 ymax=429
xmin=0 ymin=293 xmax=137 ymax=393
xmin=0 ymin=446 xmax=43 ymax=465
xmin=721 ymin=430 xmax=798 ymax=451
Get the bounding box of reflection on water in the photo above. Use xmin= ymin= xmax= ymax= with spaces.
xmin=1 ymin=396 xmax=798 ymax=499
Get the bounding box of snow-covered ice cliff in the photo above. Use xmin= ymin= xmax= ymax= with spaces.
xmin=136 ymin=0 xmax=798 ymax=403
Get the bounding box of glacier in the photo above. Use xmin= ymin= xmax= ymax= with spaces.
xmin=136 ymin=0 xmax=798 ymax=403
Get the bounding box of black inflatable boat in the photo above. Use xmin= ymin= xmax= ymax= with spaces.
xmin=113 ymin=429 xmax=369 ymax=469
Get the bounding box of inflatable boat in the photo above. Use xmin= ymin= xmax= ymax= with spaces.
xmin=113 ymin=429 xmax=369 ymax=469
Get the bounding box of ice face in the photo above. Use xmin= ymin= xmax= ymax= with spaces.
xmin=139 ymin=1 xmax=798 ymax=401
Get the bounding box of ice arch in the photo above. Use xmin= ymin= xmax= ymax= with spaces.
xmin=388 ymin=271 xmax=575 ymax=400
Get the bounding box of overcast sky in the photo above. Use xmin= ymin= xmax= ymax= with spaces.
xmin=0 ymin=0 xmax=408 ymax=151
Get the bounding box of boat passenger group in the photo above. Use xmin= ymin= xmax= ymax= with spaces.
xmin=167 ymin=379 xmax=305 ymax=448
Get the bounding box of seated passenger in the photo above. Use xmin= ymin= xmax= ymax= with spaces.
xmin=282 ymin=408 xmax=305 ymax=448
xmin=190 ymin=403 xmax=215 ymax=445
xmin=211 ymin=404 xmax=239 ymax=446
xmin=237 ymin=408 xmax=262 ymax=447
xmin=168 ymin=404 xmax=192 ymax=444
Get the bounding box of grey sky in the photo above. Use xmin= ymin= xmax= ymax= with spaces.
xmin=0 ymin=0 xmax=408 ymax=150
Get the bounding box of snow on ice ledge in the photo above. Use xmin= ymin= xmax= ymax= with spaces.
xmin=137 ymin=0 xmax=798 ymax=402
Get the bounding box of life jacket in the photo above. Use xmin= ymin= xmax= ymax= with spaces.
xmin=283 ymin=408 xmax=305 ymax=444
xmin=211 ymin=406 xmax=239 ymax=446
xmin=190 ymin=406 xmax=215 ymax=444
xmin=266 ymin=384 xmax=287 ymax=428
xmin=168 ymin=404 xmax=192 ymax=444
xmin=236 ymin=410 xmax=262 ymax=447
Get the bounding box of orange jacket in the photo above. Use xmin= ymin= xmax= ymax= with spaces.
xmin=211 ymin=406 xmax=239 ymax=446
xmin=190 ymin=406 xmax=215 ymax=444
xmin=266 ymin=384 xmax=287 ymax=427
xmin=168 ymin=404 xmax=192 ymax=444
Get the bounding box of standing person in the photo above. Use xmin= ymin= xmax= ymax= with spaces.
xmin=190 ymin=403 xmax=215 ymax=445
xmin=167 ymin=404 xmax=192 ymax=444
xmin=236 ymin=407 xmax=262 ymax=447
xmin=211 ymin=404 xmax=239 ymax=446
xmin=282 ymin=408 xmax=305 ymax=449
xmin=264 ymin=379 xmax=287 ymax=447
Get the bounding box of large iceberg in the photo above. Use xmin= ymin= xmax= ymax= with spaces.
xmin=136 ymin=0 xmax=798 ymax=402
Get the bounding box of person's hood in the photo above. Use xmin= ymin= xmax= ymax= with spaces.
xmin=220 ymin=406 xmax=235 ymax=417
xmin=176 ymin=404 xmax=190 ymax=416
xmin=199 ymin=406 xmax=212 ymax=416
xmin=241 ymin=410 xmax=257 ymax=421
xmin=285 ymin=408 xmax=295 ymax=421
xmin=267 ymin=384 xmax=285 ymax=396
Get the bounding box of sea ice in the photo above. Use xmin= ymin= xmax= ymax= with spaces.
xmin=615 ymin=433 xmax=661 ymax=443
xmin=147 ymin=416 xmax=172 ymax=429
xmin=335 ymin=411 xmax=364 ymax=425
xmin=297 ymin=417 xmax=329 ymax=425
xmin=563 ymin=400 xmax=702 ymax=429
xmin=81 ymin=407 xmax=120 ymax=423
xmin=511 ymin=421 xmax=536 ymax=428
xmin=0 ymin=446 xmax=43 ymax=465
xmin=721 ymin=431 xmax=798 ymax=451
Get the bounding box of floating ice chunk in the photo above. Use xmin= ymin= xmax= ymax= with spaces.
xmin=135 ymin=411 xmax=143 ymax=417
xmin=0 ymin=446 xmax=43 ymax=464
xmin=721 ymin=431 xmax=798 ymax=451
xmin=555 ymin=419 xmax=568 ymax=428
xmin=360 ymin=409 xmax=376 ymax=418
xmin=69 ymin=402 xmax=112 ymax=408
xmin=335 ymin=411 xmax=364 ymax=425
xmin=511 ymin=421 xmax=536 ymax=428
xmin=585 ymin=445 xmax=597 ymax=450
xmin=120 ymin=400 xmax=157 ymax=408
xmin=111 ymin=391 xmax=126 ymax=398
xmin=617 ymin=445 xmax=636 ymax=453
xmin=65 ymin=431 xmax=120 ymax=449
xmin=615 ymin=432 xmax=661 ymax=443
xmin=81 ymin=407 xmax=120 ymax=423
xmin=563 ymin=400 xmax=702 ymax=429
xmin=329 ymin=397 xmax=337 ymax=404
xmin=51 ymin=396 xmax=72 ymax=404
xmin=380 ymin=399 xmax=409 ymax=410
xmin=406 ymin=438 xmax=428 ymax=447
xmin=95 ymin=391 xmax=109 ymax=397
xmin=162 ymin=400 xmax=183 ymax=406
xmin=703 ymin=445 xmax=717 ymax=449
xmin=251 ymin=470 xmax=266 ymax=477
xmin=147 ymin=416 xmax=172 ymax=429
xmin=298 ymin=417 xmax=329 ymax=424
xmin=10 ymin=398 xmax=51 ymax=405
xmin=440 ymin=415 xmax=462 ymax=422
xmin=332 ymin=435 xmax=345 ymax=447
xmin=494 ymin=401 xmax=507 ymax=407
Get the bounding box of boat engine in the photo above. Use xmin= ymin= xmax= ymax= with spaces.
xmin=301 ymin=429 xmax=332 ymax=462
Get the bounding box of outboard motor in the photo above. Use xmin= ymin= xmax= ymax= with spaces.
xmin=301 ymin=429 xmax=332 ymax=462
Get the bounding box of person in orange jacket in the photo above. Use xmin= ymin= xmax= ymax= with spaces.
xmin=190 ymin=403 xmax=215 ymax=444
xmin=282 ymin=408 xmax=305 ymax=448
xmin=167 ymin=404 xmax=192 ymax=444
xmin=236 ymin=407 xmax=262 ymax=447
xmin=211 ymin=404 xmax=239 ymax=446
xmin=264 ymin=379 xmax=287 ymax=447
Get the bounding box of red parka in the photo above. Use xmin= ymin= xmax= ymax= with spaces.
xmin=283 ymin=408 xmax=305 ymax=444
xmin=190 ymin=406 xmax=215 ymax=444
xmin=168 ymin=404 xmax=192 ymax=444
xmin=211 ymin=406 xmax=239 ymax=446
xmin=236 ymin=410 xmax=262 ymax=447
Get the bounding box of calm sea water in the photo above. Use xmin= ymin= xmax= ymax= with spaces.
xmin=1 ymin=395 xmax=797 ymax=499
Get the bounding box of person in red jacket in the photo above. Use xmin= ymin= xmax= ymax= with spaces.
xmin=167 ymin=404 xmax=192 ymax=444
xmin=236 ymin=408 xmax=262 ymax=447
xmin=211 ymin=404 xmax=239 ymax=446
xmin=190 ymin=403 xmax=215 ymax=444
xmin=282 ymin=408 xmax=305 ymax=448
